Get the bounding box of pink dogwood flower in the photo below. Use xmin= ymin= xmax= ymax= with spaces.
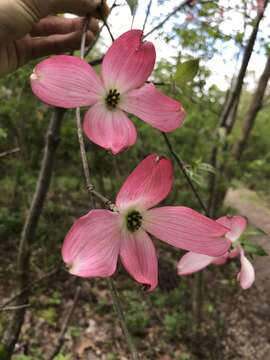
xmin=177 ymin=216 xmax=255 ymax=289
xmin=62 ymin=154 xmax=230 ymax=290
xmin=30 ymin=30 xmax=186 ymax=154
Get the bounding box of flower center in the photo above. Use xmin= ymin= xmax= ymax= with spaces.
xmin=105 ymin=89 xmax=120 ymax=109
xmin=126 ymin=210 xmax=143 ymax=232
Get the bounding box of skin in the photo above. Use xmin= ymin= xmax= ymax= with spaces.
xmin=0 ymin=0 xmax=109 ymax=77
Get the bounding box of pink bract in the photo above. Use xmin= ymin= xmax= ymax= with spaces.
xmin=30 ymin=30 xmax=186 ymax=154
xmin=62 ymin=154 xmax=230 ymax=291
xmin=177 ymin=215 xmax=255 ymax=290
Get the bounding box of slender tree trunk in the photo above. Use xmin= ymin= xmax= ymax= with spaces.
xmin=207 ymin=0 xmax=268 ymax=216
xmin=1 ymin=108 xmax=64 ymax=358
xmin=234 ymin=55 xmax=270 ymax=160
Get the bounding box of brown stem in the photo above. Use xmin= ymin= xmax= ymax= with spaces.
xmin=0 ymin=267 xmax=60 ymax=310
xmin=74 ymin=18 xmax=140 ymax=360
xmin=106 ymin=279 xmax=140 ymax=360
xmin=1 ymin=108 xmax=64 ymax=358
xmin=144 ymin=0 xmax=192 ymax=38
xmin=0 ymin=147 xmax=20 ymax=158
xmin=47 ymin=287 xmax=81 ymax=360
xmin=162 ymin=132 xmax=209 ymax=215
xmin=142 ymin=0 xmax=153 ymax=32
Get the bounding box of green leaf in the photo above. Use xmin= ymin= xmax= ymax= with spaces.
xmin=241 ymin=240 xmax=268 ymax=256
xmin=174 ymin=59 xmax=200 ymax=86
xmin=198 ymin=163 xmax=216 ymax=174
xmin=125 ymin=0 xmax=138 ymax=15
xmin=0 ymin=128 xmax=7 ymax=138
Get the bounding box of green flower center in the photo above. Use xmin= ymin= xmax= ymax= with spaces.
xmin=105 ymin=89 xmax=120 ymax=108
xmin=126 ymin=210 xmax=143 ymax=232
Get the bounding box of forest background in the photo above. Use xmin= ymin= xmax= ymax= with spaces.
xmin=0 ymin=0 xmax=270 ymax=359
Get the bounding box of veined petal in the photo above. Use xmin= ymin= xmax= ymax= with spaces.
xmin=237 ymin=249 xmax=255 ymax=289
xmin=217 ymin=215 xmax=247 ymax=242
xmin=116 ymin=154 xmax=173 ymax=211
xmin=83 ymin=104 xmax=137 ymax=154
xmin=101 ymin=30 xmax=156 ymax=92
xmin=177 ymin=252 xmax=214 ymax=275
xmin=31 ymin=55 xmax=104 ymax=108
xmin=62 ymin=210 xmax=121 ymax=278
xmin=120 ymin=230 xmax=158 ymax=291
xmin=144 ymin=206 xmax=230 ymax=256
xmin=121 ymin=83 xmax=186 ymax=132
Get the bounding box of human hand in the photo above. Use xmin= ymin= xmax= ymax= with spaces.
xmin=0 ymin=0 xmax=109 ymax=77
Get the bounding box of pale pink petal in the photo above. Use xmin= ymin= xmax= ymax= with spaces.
xmin=120 ymin=230 xmax=158 ymax=291
xmin=116 ymin=154 xmax=173 ymax=211
xmin=121 ymin=83 xmax=186 ymax=132
xmin=217 ymin=215 xmax=247 ymax=242
xmin=101 ymin=30 xmax=155 ymax=92
xmin=83 ymin=103 xmax=137 ymax=154
xmin=237 ymin=249 xmax=255 ymax=289
xmin=144 ymin=206 xmax=230 ymax=256
xmin=177 ymin=252 xmax=214 ymax=275
xmin=31 ymin=55 xmax=104 ymax=108
xmin=62 ymin=210 xmax=121 ymax=278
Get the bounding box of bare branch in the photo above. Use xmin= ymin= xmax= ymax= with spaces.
xmin=47 ymin=287 xmax=81 ymax=360
xmin=0 ymin=147 xmax=20 ymax=159
xmin=162 ymin=132 xmax=209 ymax=216
xmin=0 ymin=267 xmax=60 ymax=310
xmin=234 ymin=55 xmax=270 ymax=160
xmin=2 ymin=109 xmax=64 ymax=358
xmin=1 ymin=305 xmax=30 ymax=312
xmin=144 ymin=0 xmax=191 ymax=38
xmin=74 ymin=18 xmax=140 ymax=360
xmin=142 ymin=0 xmax=153 ymax=32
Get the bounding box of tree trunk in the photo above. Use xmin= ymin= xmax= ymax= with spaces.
xmin=1 ymin=108 xmax=64 ymax=359
xmin=207 ymin=0 xmax=269 ymax=216
xmin=234 ymin=55 xmax=270 ymax=160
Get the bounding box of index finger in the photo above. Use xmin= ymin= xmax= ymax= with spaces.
xmin=50 ymin=0 xmax=109 ymax=19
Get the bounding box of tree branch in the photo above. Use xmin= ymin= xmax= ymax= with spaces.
xmin=74 ymin=17 xmax=140 ymax=360
xmin=162 ymin=132 xmax=209 ymax=215
xmin=207 ymin=0 xmax=269 ymax=215
xmin=234 ymin=55 xmax=270 ymax=160
xmin=0 ymin=267 xmax=60 ymax=311
xmin=2 ymin=109 xmax=64 ymax=358
xmin=47 ymin=287 xmax=81 ymax=360
xmin=144 ymin=0 xmax=191 ymax=38
xmin=0 ymin=147 xmax=20 ymax=158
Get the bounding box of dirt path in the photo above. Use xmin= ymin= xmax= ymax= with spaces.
xmin=225 ymin=188 xmax=270 ymax=288
xmin=223 ymin=188 xmax=270 ymax=360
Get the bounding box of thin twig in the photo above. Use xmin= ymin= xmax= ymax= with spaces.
xmin=142 ymin=0 xmax=153 ymax=32
xmin=99 ymin=0 xmax=115 ymax=42
xmin=107 ymin=279 xmax=140 ymax=360
xmin=74 ymin=17 xmax=140 ymax=360
xmin=1 ymin=304 xmax=30 ymax=311
xmin=85 ymin=1 xmax=118 ymax=56
xmin=162 ymin=132 xmax=209 ymax=216
xmin=47 ymin=287 xmax=81 ymax=360
xmin=0 ymin=147 xmax=20 ymax=158
xmin=0 ymin=267 xmax=60 ymax=310
xmin=144 ymin=0 xmax=191 ymax=38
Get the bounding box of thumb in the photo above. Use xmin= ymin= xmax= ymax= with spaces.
xmin=0 ymin=0 xmax=50 ymax=43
